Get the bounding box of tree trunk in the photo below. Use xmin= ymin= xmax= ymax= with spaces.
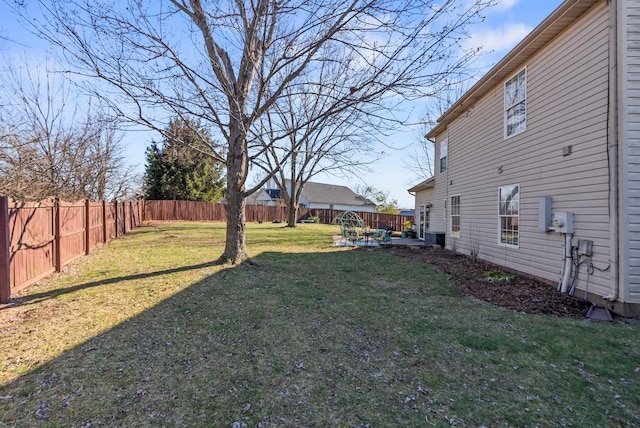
xmin=285 ymin=155 xmax=297 ymax=227
xmin=218 ymin=124 xmax=249 ymax=264
xmin=220 ymin=187 xmax=248 ymax=264
xmin=287 ymin=196 xmax=298 ymax=227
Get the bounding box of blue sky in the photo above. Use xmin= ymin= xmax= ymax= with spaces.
xmin=0 ymin=0 xmax=564 ymax=207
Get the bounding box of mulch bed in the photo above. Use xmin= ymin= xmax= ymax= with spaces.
xmin=377 ymin=246 xmax=592 ymax=319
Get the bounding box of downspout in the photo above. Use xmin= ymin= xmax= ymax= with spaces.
xmin=604 ymin=0 xmax=620 ymax=301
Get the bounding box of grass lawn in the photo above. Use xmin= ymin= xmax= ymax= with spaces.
xmin=1 ymin=221 xmax=639 ymax=426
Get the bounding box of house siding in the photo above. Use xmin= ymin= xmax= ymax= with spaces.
xmin=428 ymin=135 xmax=449 ymax=235
xmin=414 ymin=190 xmax=431 ymax=223
xmin=621 ymin=0 xmax=640 ymax=302
xmin=437 ymin=2 xmax=613 ymax=297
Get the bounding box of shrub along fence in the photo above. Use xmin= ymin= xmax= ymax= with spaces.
xmin=143 ymin=200 xmax=413 ymax=231
xmin=0 ymin=197 xmax=143 ymax=303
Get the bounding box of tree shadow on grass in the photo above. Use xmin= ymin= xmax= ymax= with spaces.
xmin=2 ymin=250 xmax=430 ymax=426
xmin=3 ymin=261 xmax=221 ymax=309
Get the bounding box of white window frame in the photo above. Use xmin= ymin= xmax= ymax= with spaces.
xmin=504 ymin=68 xmax=527 ymax=138
xmin=498 ymin=184 xmax=520 ymax=248
xmin=450 ymin=195 xmax=460 ymax=238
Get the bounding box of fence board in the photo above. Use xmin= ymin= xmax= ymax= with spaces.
xmin=0 ymin=197 xmax=9 ymax=303
xmin=105 ymin=202 xmax=117 ymax=240
xmin=58 ymin=200 xmax=86 ymax=268
xmin=88 ymin=201 xmax=105 ymax=252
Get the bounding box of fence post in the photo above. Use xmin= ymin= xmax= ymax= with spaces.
xmin=85 ymin=199 xmax=91 ymax=255
xmin=128 ymin=201 xmax=133 ymax=231
xmin=102 ymin=200 xmax=107 ymax=243
xmin=114 ymin=200 xmax=119 ymax=238
xmin=0 ymin=196 xmax=10 ymax=303
xmin=54 ymin=198 xmax=62 ymax=273
xmin=130 ymin=201 xmax=135 ymax=228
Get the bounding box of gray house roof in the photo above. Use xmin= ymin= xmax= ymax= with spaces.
xmin=247 ymin=180 xmax=376 ymax=208
xmin=294 ymin=181 xmax=376 ymax=207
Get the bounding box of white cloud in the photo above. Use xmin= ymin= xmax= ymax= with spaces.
xmin=463 ymin=0 xmax=519 ymax=14
xmin=492 ymin=0 xmax=520 ymax=13
xmin=465 ymin=22 xmax=533 ymax=54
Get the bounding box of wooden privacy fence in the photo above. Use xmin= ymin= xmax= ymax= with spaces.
xmin=1 ymin=198 xmax=412 ymax=304
xmin=0 ymin=197 xmax=143 ymax=303
xmin=143 ymin=200 xmax=413 ymax=231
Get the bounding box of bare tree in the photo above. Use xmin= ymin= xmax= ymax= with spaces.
xmin=17 ymin=0 xmax=496 ymax=263
xmin=354 ymin=184 xmax=398 ymax=214
xmin=251 ymin=63 xmax=383 ymax=227
xmin=404 ymin=122 xmax=436 ymax=181
xmin=0 ymin=63 xmax=136 ymax=201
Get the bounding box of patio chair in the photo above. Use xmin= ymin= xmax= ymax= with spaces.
xmin=373 ymin=229 xmax=392 ymax=244
xmin=339 ymin=223 xmax=350 ymax=245
xmin=337 ymin=224 xmax=362 ymax=245
xmin=348 ymin=226 xmax=362 ymax=244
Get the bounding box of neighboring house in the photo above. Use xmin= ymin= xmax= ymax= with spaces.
xmin=409 ymin=0 xmax=640 ymax=315
xmin=249 ymin=180 xmax=377 ymax=213
xmin=247 ymin=188 xmax=285 ymax=207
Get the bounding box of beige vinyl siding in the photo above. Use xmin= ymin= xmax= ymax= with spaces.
xmin=444 ymin=1 xmax=612 ymax=296
xmin=430 ymin=135 xmax=449 ymax=234
xmin=621 ymin=0 xmax=640 ymax=302
xmin=414 ymin=189 xmax=432 ymax=221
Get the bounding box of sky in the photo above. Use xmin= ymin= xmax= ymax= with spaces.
xmin=0 ymin=0 xmax=564 ymax=208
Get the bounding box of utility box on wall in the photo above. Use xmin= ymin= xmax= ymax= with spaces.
xmin=538 ymin=196 xmax=552 ymax=231
xmin=551 ymin=211 xmax=574 ymax=233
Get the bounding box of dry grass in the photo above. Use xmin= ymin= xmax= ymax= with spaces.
xmin=1 ymin=221 xmax=639 ymax=426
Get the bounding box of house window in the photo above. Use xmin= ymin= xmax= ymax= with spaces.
xmin=505 ymin=68 xmax=526 ymax=137
xmin=498 ymin=185 xmax=519 ymax=247
xmin=450 ymin=195 xmax=460 ymax=238
xmin=439 ymin=140 xmax=447 ymax=173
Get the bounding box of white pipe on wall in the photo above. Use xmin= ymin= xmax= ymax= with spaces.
xmin=560 ymin=233 xmax=573 ymax=293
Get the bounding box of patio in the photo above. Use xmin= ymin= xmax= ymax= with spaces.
xmin=333 ymin=234 xmax=430 ymax=247
xmin=332 ymin=210 xmax=431 ymax=248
